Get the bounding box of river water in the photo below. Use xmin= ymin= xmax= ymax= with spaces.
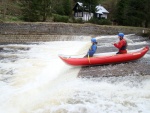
xmin=0 ymin=35 xmax=150 ymax=113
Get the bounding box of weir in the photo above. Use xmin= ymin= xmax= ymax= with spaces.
xmin=0 ymin=23 xmax=150 ymax=43
xmin=0 ymin=25 xmax=150 ymax=113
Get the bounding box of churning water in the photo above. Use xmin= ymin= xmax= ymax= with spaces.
xmin=0 ymin=35 xmax=150 ymax=113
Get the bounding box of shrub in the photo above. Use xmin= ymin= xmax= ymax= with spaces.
xmin=53 ymin=14 xmax=69 ymax=23
xmin=88 ymin=18 xmax=111 ymax=25
xmin=72 ymin=18 xmax=83 ymax=23
xmin=88 ymin=17 xmax=98 ymax=24
xmin=98 ymin=19 xmax=112 ymax=25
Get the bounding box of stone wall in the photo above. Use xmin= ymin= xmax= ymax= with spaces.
xmin=0 ymin=35 xmax=87 ymax=43
xmin=0 ymin=22 xmax=149 ymax=43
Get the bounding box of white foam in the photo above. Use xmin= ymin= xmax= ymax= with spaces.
xmin=0 ymin=41 xmax=85 ymax=113
xmin=0 ymin=36 xmax=150 ymax=113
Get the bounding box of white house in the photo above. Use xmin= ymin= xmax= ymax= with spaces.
xmin=96 ymin=5 xmax=109 ymax=19
xmin=73 ymin=2 xmax=109 ymax=21
xmin=73 ymin=2 xmax=93 ymax=21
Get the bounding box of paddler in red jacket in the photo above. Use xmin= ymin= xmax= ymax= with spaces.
xmin=113 ymin=33 xmax=127 ymax=54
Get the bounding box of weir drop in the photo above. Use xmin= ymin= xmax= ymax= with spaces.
xmin=0 ymin=35 xmax=150 ymax=113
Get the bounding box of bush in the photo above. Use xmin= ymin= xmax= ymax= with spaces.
xmin=88 ymin=18 xmax=111 ymax=25
xmin=53 ymin=14 xmax=69 ymax=23
xmin=72 ymin=18 xmax=84 ymax=23
xmin=88 ymin=18 xmax=99 ymax=24
xmin=98 ymin=19 xmax=112 ymax=25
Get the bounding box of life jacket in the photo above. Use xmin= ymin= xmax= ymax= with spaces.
xmin=114 ymin=38 xmax=127 ymax=54
xmin=88 ymin=43 xmax=97 ymax=56
xmin=120 ymin=39 xmax=127 ymax=50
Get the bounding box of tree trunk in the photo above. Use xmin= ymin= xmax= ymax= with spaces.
xmin=145 ymin=20 xmax=149 ymax=28
xmin=42 ymin=14 xmax=47 ymax=22
xmin=2 ymin=0 xmax=7 ymax=21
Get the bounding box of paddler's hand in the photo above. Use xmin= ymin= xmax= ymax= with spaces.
xmin=111 ymin=42 xmax=114 ymax=45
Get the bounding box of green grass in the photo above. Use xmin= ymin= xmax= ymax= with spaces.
xmin=0 ymin=15 xmax=24 ymax=22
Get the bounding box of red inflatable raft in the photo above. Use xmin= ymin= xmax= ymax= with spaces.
xmin=59 ymin=46 xmax=149 ymax=66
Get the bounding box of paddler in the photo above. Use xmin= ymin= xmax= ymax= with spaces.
xmin=113 ymin=33 xmax=128 ymax=54
xmin=85 ymin=38 xmax=97 ymax=57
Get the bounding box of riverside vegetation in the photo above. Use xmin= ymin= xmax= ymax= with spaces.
xmin=0 ymin=0 xmax=150 ymax=37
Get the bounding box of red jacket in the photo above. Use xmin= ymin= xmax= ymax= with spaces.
xmin=114 ymin=39 xmax=127 ymax=54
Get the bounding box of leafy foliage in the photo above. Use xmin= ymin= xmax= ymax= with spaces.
xmin=63 ymin=0 xmax=72 ymax=16
xmin=53 ymin=14 xmax=69 ymax=22
xmin=0 ymin=0 xmax=149 ymax=27
xmin=52 ymin=0 xmax=72 ymax=16
xmin=114 ymin=0 xmax=150 ymax=27
xmin=20 ymin=0 xmax=52 ymax=22
xmin=88 ymin=17 xmax=111 ymax=25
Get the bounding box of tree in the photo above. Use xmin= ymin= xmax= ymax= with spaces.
xmin=127 ymin=0 xmax=145 ymax=27
xmin=1 ymin=0 xmax=8 ymax=21
xmin=40 ymin=0 xmax=52 ymax=21
xmin=143 ymin=0 xmax=150 ymax=27
xmin=52 ymin=0 xmax=65 ymax=15
xmin=115 ymin=0 xmax=129 ymax=25
xmin=100 ymin=0 xmax=118 ymax=21
xmin=115 ymin=0 xmax=150 ymax=27
xmin=20 ymin=0 xmax=52 ymax=22
xmin=63 ymin=0 xmax=72 ymax=16
xmin=84 ymin=0 xmax=99 ymax=13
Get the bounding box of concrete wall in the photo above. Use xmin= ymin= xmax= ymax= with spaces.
xmin=0 ymin=22 xmax=149 ymax=43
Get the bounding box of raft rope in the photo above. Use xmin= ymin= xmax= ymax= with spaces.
xmin=88 ymin=54 xmax=91 ymax=64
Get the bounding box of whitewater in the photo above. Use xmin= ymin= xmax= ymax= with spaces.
xmin=0 ymin=35 xmax=150 ymax=113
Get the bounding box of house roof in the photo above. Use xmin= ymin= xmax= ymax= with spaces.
xmin=96 ymin=5 xmax=109 ymax=14
xmin=73 ymin=2 xmax=83 ymax=11
xmin=77 ymin=2 xmax=83 ymax=7
xmin=73 ymin=2 xmax=109 ymax=14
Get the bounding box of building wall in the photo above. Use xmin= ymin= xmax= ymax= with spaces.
xmin=101 ymin=14 xmax=108 ymax=19
xmin=74 ymin=12 xmax=93 ymax=21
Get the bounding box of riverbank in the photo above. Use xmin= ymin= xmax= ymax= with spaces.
xmin=0 ymin=22 xmax=150 ymax=43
